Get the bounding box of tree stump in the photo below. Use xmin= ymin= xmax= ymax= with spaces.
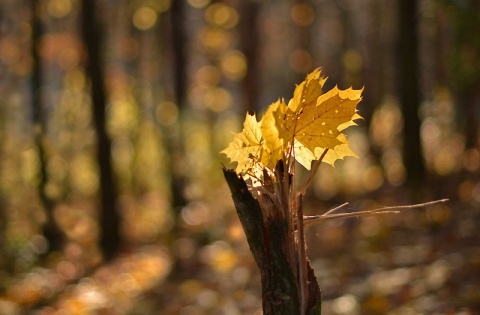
xmin=223 ymin=167 xmax=321 ymax=315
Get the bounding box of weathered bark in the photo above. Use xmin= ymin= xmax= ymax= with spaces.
xmin=81 ymin=0 xmax=121 ymax=261
xmin=223 ymin=168 xmax=321 ymax=314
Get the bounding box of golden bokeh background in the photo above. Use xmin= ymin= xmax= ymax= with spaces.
xmin=0 ymin=0 xmax=479 ymax=314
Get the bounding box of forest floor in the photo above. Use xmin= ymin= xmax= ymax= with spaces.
xmin=1 ymin=174 xmax=479 ymax=314
xmin=147 ymin=174 xmax=480 ymax=315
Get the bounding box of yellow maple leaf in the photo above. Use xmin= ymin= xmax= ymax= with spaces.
xmin=222 ymin=68 xmax=363 ymax=176
xmin=294 ymin=134 xmax=357 ymax=170
xmin=288 ymin=68 xmax=327 ymax=111
xmin=221 ymin=113 xmax=263 ymax=174
xmin=286 ymin=85 xmax=362 ymax=153
xmin=260 ymin=99 xmax=289 ymax=169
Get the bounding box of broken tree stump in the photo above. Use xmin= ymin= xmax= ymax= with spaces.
xmin=223 ymin=167 xmax=321 ymax=315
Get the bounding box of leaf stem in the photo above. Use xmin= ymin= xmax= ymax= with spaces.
xmin=298 ymin=148 xmax=329 ymax=196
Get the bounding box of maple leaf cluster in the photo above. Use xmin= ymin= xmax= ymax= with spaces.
xmin=222 ymin=68 xmax=363 ymax=180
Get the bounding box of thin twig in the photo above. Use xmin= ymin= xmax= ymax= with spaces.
xmin=304 ymin=210 xmax=400 ymax=227
xmin=321 ymin=202 xmax=349 ymax=216
xmin=364 ymin=199 xmax=449 ymax=212
xmin=304 ymin=199 xmax=448 ymax=228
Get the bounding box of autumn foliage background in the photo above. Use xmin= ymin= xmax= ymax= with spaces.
xmin=1 ymin=0 xmax=480 ymax=314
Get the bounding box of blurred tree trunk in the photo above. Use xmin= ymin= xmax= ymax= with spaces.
xmin=0 ymin=202 xmax=6 ymax=274
xmin=293 ymin=0 xmax=314 ymax=80
xmin=31 ymin=0 xmax=64 ymax=255
xmin=358 ymin=3 xmax=382 ymax=166
xmin=463 ymin=36 xmax=480 ymax=150
xmin=81 ymin=0 xmax=121 ymax=261
xmin=164 ymin=0 xmax=188 ymax=219
xmin=361 ymin=2 xmax=383 ymax=126
xmin=239 ymin=0 xmax=261 ymax=113
xmin=0 ymin=105 xmax=9 ymax=274
xmin=398 ymin=0 xmax=426 ymax=187
xmin=451 ymin=2 xmax=480 ymax=150
xmin=464 ymin=84 xmax=480 ymax=149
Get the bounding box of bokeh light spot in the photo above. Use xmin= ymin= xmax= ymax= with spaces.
xmin=56 ymin=260 xmax=78 ymax=281
xmin=463 ymin=148 xmax=480 ymax=172
xmin=47 ymin=0 xmax=72 ymax=18
xmin=21 ymin=148 xmax=39 ymax=185
xmin=200 ymin=241 xmax=238 ymax=274
xmin=155 ymin=0 xmax=172 ymax=13
xmin=289 ymin=49 xmax=313 ymax=73
xmin=200 ymin=26 xmax=231 ymax=52
xmin=359 ymin=216 xmax=381 ymax=237
xmin=188 ymin=0 xmax=210 ymax=9
xmin=108 ymin=98 xmax=139 ymax=137
xmin=174 ymin=238 xmax=195 ymax=260
xmin=425 ymin=204 xmax=451 ymax=225
xmin=58 ymin=47 xmax=80 ymax=71
xmin=133 ymin=7 xmax=158 ymax=30
xmin=371 ymin=98 xmax=403 ymax=147
xmin=112 ymin=137 xmax=134 ymax=170
xmin=117 ymin=273 xmax=141 ymax=296
xmin=205 ymin=3 xmax=238 ymax=29
xmin=332 ymin=294 xmax=359 ymax=314
xmin=433 ymin=148 xmax=456 ymax=176
xmin=70 ymin=155 xmax=99 ymax=196
xmin=195 ymin=65 xmax=221 ymax=87
xmin=220 ymin=50 xmax=247 ymax=81
xmin=197 ymin=289 xmax=219 ymax=309
xmin=180 ymin=280 xmax=202 ymax=299
xmin=362 ymin=165 xmax=384 ymax=191
xmin=181 ymin=202 xmax=209 ymax=226
xmin=382 ymin=149 xmax=406 ymax=186
xmin=291 ymin=3 xmax=315 ymax=27
xmin=156 ymin=101 xmax=179 ymax=126
xmin=64 ymin=69 xmax=86 ymax=91
xmin=314 ymin=165 xmax=338 ymax=200
xmin=421 ymin=118 xmax=441 ymax=147
xmin=343 ymin=49 xmax=363 ymax=73
xmin=204 ymin=87 xmax=232 ymax=112
xmin=458 ymin=180 xmax=474 ymax=202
